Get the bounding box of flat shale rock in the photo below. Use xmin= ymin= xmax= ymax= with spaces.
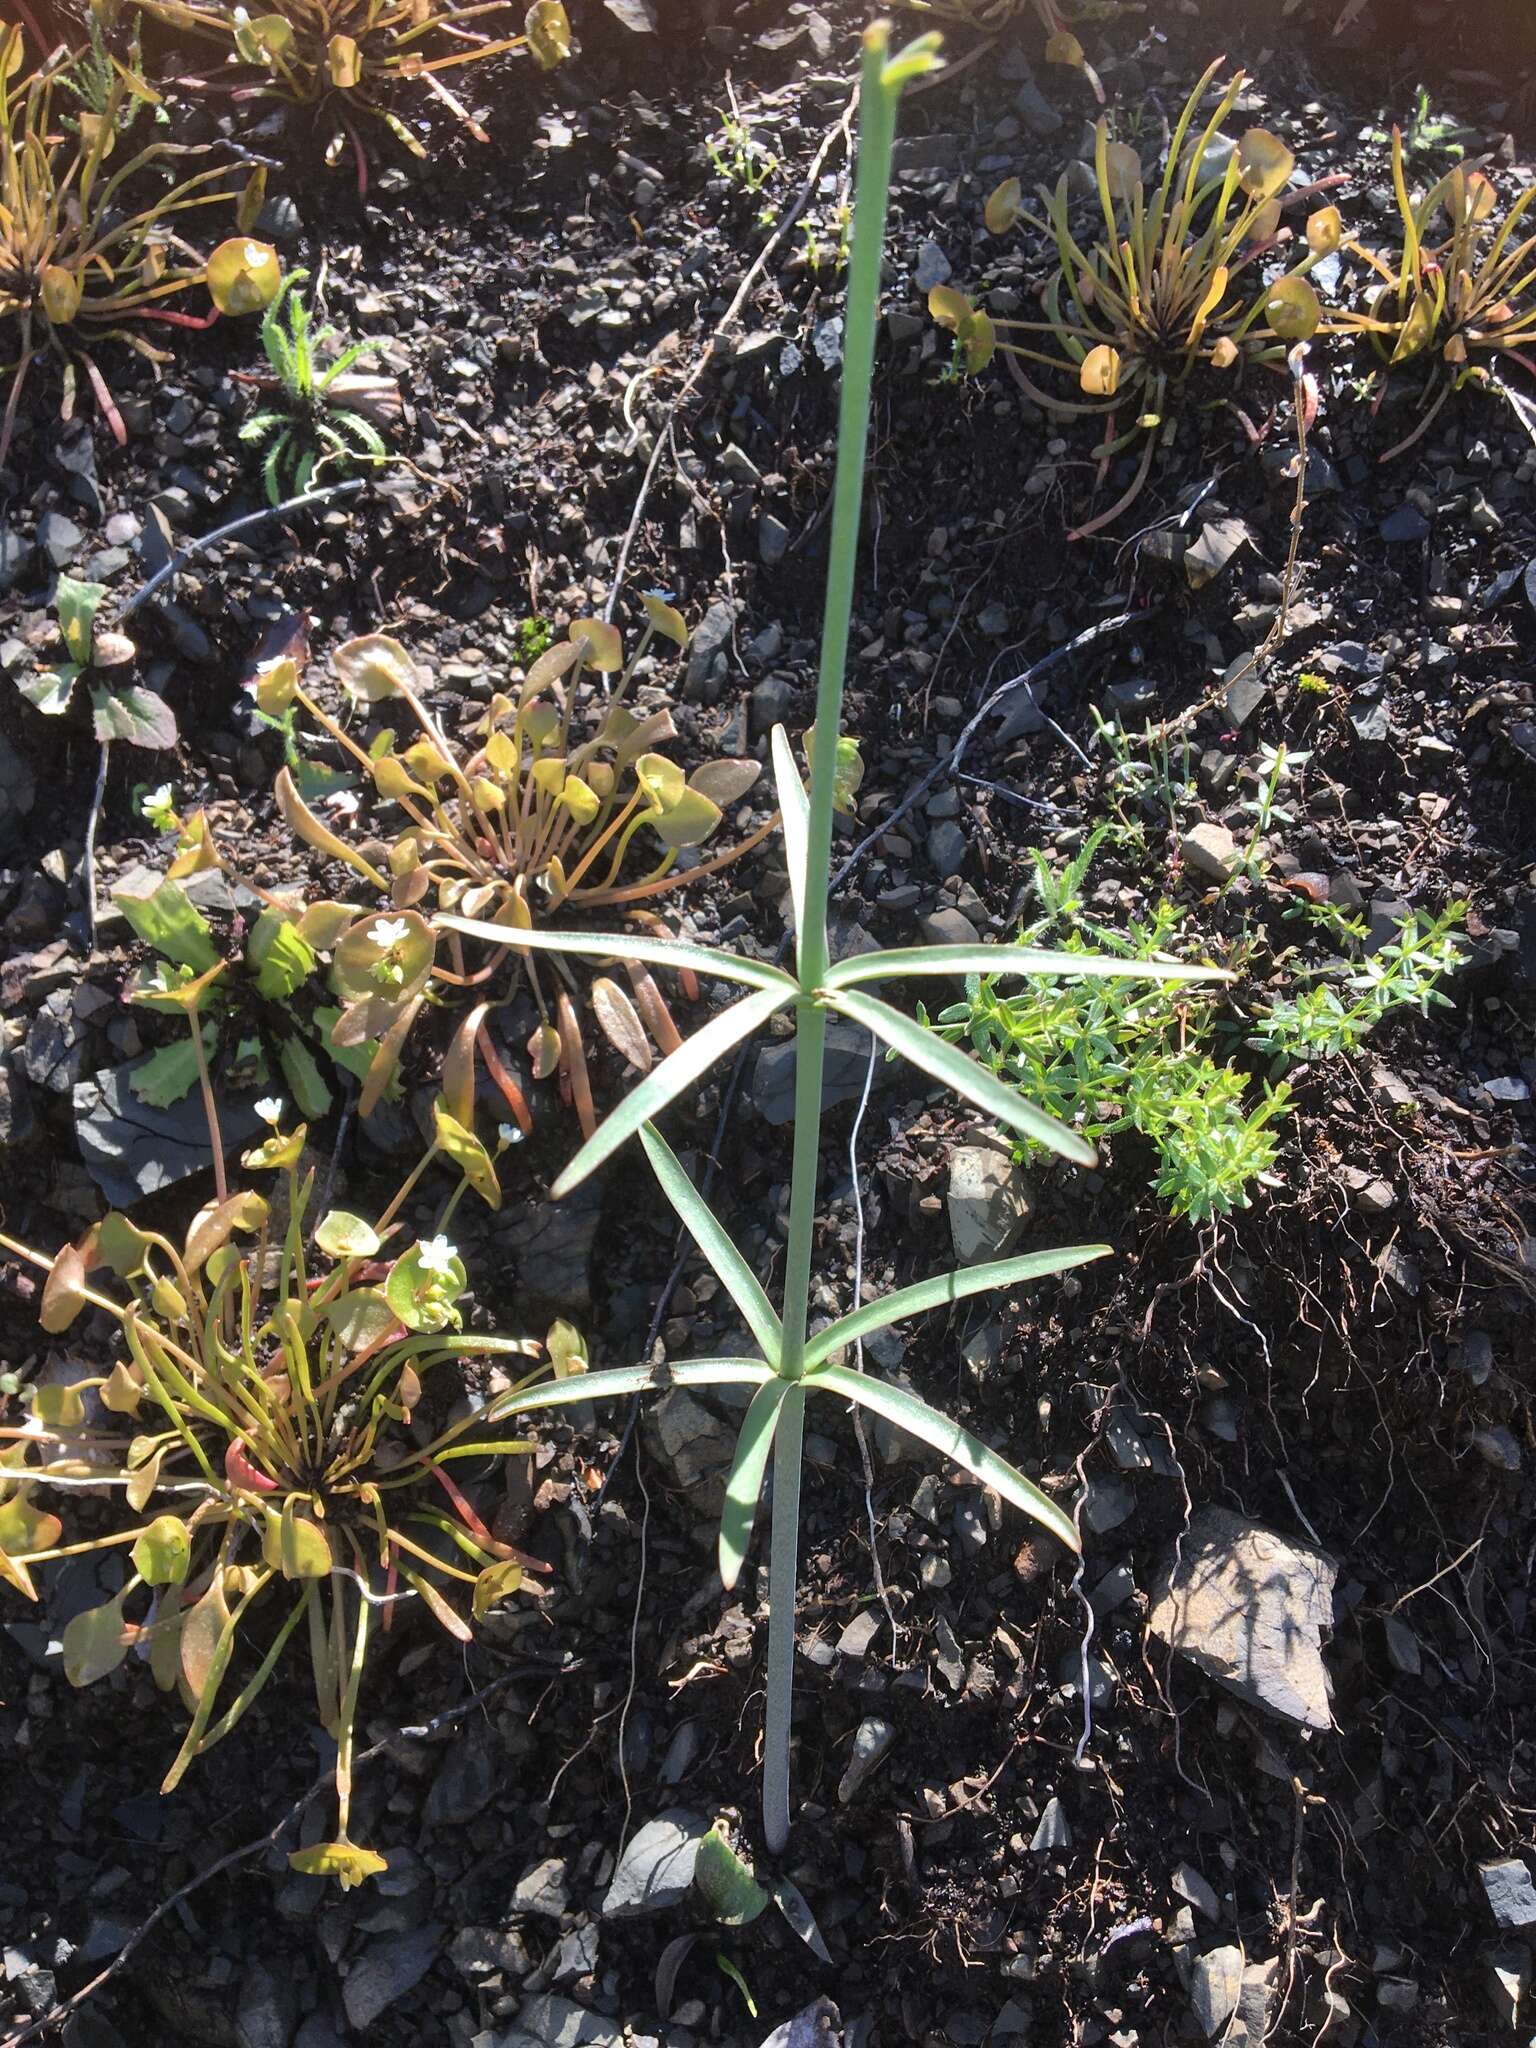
xmin=1148 ymin=1507 xmax=1338 ymax=1730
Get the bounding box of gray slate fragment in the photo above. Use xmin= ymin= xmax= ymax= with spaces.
xmin=756 ymin=1999 xmax=843 ymax=2048
xmin=1172 ymin=1863 xmax=1221 ymax=1921
xmin=1148 ymin=1507 xmax=1337 ymax=1730
xmin=424 ymin=1724 xmax=497 ymax=1827
xmin=1029 ymin=1796 xmax=1070 ymax=1854
xmin=236 ymin=1959 xmax=297 ymax=2048
xmin=1191 ymin=1946 xmax=1245 ymax=2038
xmin=601 ymin=1810 xmax=707 ymax=1917
xmin=947 ymin=1140 xmax=1033 ymax=1264
xmin=1486 ymin=1947 xmax=1529 ymax=2028
xmin=341 ymin=1923 xmax=443 ymax=2033
xmin=1479 ymin=1856 xmax=1536 ymax=1931
xmin=512 ymin=1856 xmax=571 ymax=1920
xmin=504 ymin=1992 xmax=623 ymax=2047
xmin=1181 ymin=821 xmax=1239 ymax=882
xmin=74 ymin=1062 xmax=266 ymax=1209
xmin=750 ymin=1018 xmax=890 ymax=1124
xmin=838 ymin=1716 xmax=896 ymax=1804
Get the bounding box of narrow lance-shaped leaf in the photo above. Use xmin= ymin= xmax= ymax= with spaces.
xmin=436 ymin=915 xmax=797 ymax=996
xmin=482 ymin=1357 xmax=773 ymax=1424
xmin=826 ymin=986 xmax=1097 ymax=1166
xmin=639 ymin=1123 xmax=781 ymax=1362
xmin=550 ymin=985 xmax=793 ymax=1198
xmin=769 ymin=723 xmax=809 ymax=961
xmin=804 ymin=1245 xmax=1110 ymax=1368
xmin=808 ymin=1363 xmax=1079 ymax=1553
xmin=718 ymin=1380 xmax=794 ymax=1591
xmin=822 ymin=945 xmax=1231 ymax=991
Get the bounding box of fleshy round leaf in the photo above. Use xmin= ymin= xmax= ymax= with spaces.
xmin=568 ymin=618 xmax=622 ymax=672
xmin=326 ymin=1286 xmax=399 ymax=1351
xmin=984 ymin=176 xmax=1023 ymax=236
xmin=1079 ymin=343 xmax=1121 ymax=397
xmin=1306 ymin=205 xmax=1342 ymax=255
xmin=40 ymin=1245 xmax=92 ymax=1335
xmin=287 ymin=1840 xmax=388 ymax=1889
xmin=206 ymin=239 xmax=281 ymax=316
xmin=1102 ymin=139 xmax=1141 ymax=203
xmin=315 ymin=1210 xmax=382 ymax=1260
xmin=640 ymin=592 xmax=689 ymax=647
xmin=525 ymin=0 xmax=571 ymax=69
xmin=1265 ymin=274 xmax=1321 ymax=342
xmin=62 ymin=1592 xmax=134 ymax=1687
xmin=41 ymin=264 xmax=83 ymax=325
xmin=133 ymin=1514 xmax=191 ymax=1586
xmin=334 ymin=633 xmax=418 ymax=704
xmin=1237 ymin=127 xmax=1294 ymax=202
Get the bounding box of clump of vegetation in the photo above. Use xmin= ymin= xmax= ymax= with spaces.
xmin=0 ymin=1108 xmax=551 ymax=1885
xmin=1333 ymin=138 xmax=1536 ymax=457
xmin=922 ymin=831 xmax=1285 ymax=1221
xmin=112 ymin=851 xmax=409 ymax=1128
xmin=0 ymin=23 xmax=278 ymax=455
xmin=1252 ymin=903 xmax=1467 ymax=1068
xmin=924 ymin=829 xmax=1469 ymax=1221
xmin=11 ymin=573 xmax=176 ymax=750
xmin=130 ymin=0 xmax=572 ymax=189
xmin=238 ymin=267 xmax=398 ymax=502
xmin=931 ymin=62 xmax=1335 ymax=533
xmin=267 ymin=609 xmax=774 ymax=1138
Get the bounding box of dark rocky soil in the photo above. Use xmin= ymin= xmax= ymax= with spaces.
xmin=2 ymin=2 xmax=1535 ymax=2045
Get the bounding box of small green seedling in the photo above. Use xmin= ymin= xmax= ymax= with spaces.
xmin=238 ymin=267 xmax=397 ymax=503
xmin=13 ymin=573 xmax=172 ymax=749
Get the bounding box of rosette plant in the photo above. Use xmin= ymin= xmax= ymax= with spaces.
xmin=931 ymin=62 xmax=1336 ymax=534
xmin=441 ymin=21 xmax=1226 ymax=1851
xmin=11 ymin=572 xmax=175 ymax=748
xmin=0 ymin=1101 xmax=553 ymax=1886
xmin=130 ymin=0 xmax=572 ymax=190
xmin=267 ymin=610 xmax=775 ymax=1139
xmin=112 ymin=853 xmax=416 ymax=1132
xmin=0 ymin=24 xmax=279 ymax=456
xmin=1331 ymin=136 xmax=1536 ymax=457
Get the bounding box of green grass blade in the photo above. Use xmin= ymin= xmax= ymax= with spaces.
xmin=769 ymin=723 xmax=809 ymax=963
xmin=551 ymin=985 xmax=792 ymax=1197
xmin=436 ymin=915 xmax=797 ymax=995
xmin=476 ymin=1357 xmax=773 ymax=1427
xmin=639 ymin=1123 xmax=782 ymax=1362
xmin=826 ymin=986 xmax=1097 ymax=1166
xmin=809 ymin=1363 xmax=1078 ymax=1551
xmin=719 ymin=1379 xmax=794 ymax=1590
xmin=804 ymin=1244 xmax=1110 ymax=1367
xmin=823 ymin=944 xmax=1230 ymax=990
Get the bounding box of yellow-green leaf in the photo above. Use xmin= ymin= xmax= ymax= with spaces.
xmin=63 ymin=1592 xmax=134 ymax=1687
xmin=133 ymin=1514 xmax=191 ymax=1586
xmin=1237 ymin=127 xmax=1295 ymax=202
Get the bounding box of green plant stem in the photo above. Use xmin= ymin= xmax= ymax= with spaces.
xmin=190 ymin=1013 xmax=227 ymax=1205
xmin=762 ymin=23 xmax=904 ymax=1858
xmin=761 ymin=1378 xmax=806 ymax=1851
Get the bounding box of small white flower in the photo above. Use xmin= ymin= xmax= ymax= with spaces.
xmin=416 ymin=1235 xmax=457 ymax=1277
xmin=370 ymin=917 xmax=409 ymax=949
xmin=497 ymin=1122 xmax=525 ymax=1148
xmin=254 ymin=1096 xmax=284 ymax=1125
